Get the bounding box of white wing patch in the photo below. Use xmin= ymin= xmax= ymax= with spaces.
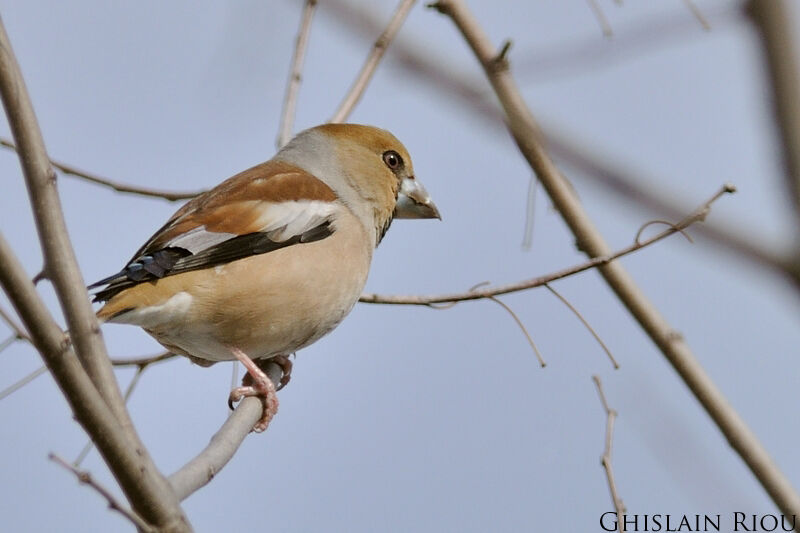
xmin=167 ymin=226 xmax=237 ymax=254
xmin=162 ymin=200 xmax=339 ymax=255
xmin=255 ymin=200 xmax=339 ymax=242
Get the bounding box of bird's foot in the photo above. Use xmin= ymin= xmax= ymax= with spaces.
xmin=271 ymin=354 xmax=294 ymax=391
xmin=227 ymin=347 xmax=279 ymax=433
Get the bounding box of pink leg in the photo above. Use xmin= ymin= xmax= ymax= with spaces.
xmin=272 ymin=354 xmax=294 ymax=391
xmin=227 ymin=347 xmax=279 ymax=433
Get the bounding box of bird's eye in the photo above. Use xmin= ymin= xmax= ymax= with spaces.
xmin=382 ymin=150 xmax=403 ymax=170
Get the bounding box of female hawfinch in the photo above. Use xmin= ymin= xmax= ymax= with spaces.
xmin=90 ymin=123 xmax=440 ymax=432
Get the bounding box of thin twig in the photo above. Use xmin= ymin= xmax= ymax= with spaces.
xmin=586 ymin=0 xmax=614 ymax=37
xmin=541 ymin=125 xmax=798 ymax=285
xmin=230 ymin=361 xmax=239 ymax=393
xmin=361 ymin=184 xmax=733 ymax=305
xmin=49 ymin=453 xmax=154 ymax=533
xmin=110 ymin=351 xmax=176 ymax=367
xmin=592 ymin=376 xmax=626 ymax=533
xmin=0 ymin=365 xmax=48 ymax=401
xmin=521 ymin=174 xmax=537 ymax=250
xmin=75 ymin=366 xmax=148 ymax=467
xmin=330 ymin=0 xmax=417 ymax=123
xmin=545 ymin=284 xmax=618 ymax=369
xmin=431 ymin=0 xmax=800 ymax=520
xmin=277 ymin=0 xmax=318 ymax=148
xmin=682 ymin=0 xmax=711 ymax=31
xmin=0 ymin=303 xmax=28 ymax=341
xmin=0 ymin=333 xmax=17 ymax=353
xmin=470 ymin=282 xmax=545 ymax=367
xmin=323 ymin=2 xmax=792 ymax=284
xmin=0 ymin=138 xmax=201 ymax=202
xmin=634 ymin=220 xmax=693 ymax=246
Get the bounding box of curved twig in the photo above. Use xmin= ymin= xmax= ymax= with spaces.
xmin=545 ymin=284 xmax=618 ymax=369
xmin=634 ymin=219 xmax=693 ymax=246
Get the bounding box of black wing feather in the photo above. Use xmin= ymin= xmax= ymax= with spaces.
xmin=90 ymin=221 xmax=333 ymax=303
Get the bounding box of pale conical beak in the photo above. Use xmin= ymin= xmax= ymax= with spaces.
xmin=394 ymin=176 xmax=441 ymax=220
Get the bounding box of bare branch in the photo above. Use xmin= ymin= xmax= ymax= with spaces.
xmin=0 ymin=364 xmax=47 ymax=401
xmin=0 ymin=303 xmax=28 ymax=341
xmin=0 ymin=333 xmax=16 ymax=353
xmin=0 ymin=233 xmax=188 ymax=531
xmin=323 ymin=4 xmax=794 ymax=284
xmin=0 ymin=19 xmax=190 ymax=530
xmin=0 ymin=23 xmax=128 ymax=420
xmin=682 ymin=0 xmax=711 ymax=31
xmin=330 ymin=0 xmax=417 ymax=123
xmin=75 ymin=365 xmax=148 ymax=467
xmin=469 ymin=282 xmax=545 ymax=367
xmin=430 ymin=0 xmax=800 ymax=519
xmin=747 ymin=0 xmax=800 ymax=224
xmin=169 ymin=362 xmax=282 ymax=501
xmin=49 ymin=453 xmax=154 ymax=533
xmin=586 ymin=0 xmax=614 ymax=37
xmin=521 ymin=175 xmax=537 ymax=250
xmin=541 ymin=125 xmax=799 ymax=285
xmin=592 ymin=376 xmax=626 ymax=533
xmin=0 ymin=138 xmax=201 ymax=202
xmin=634 ymin=220 xmax=693 ymax=246
xmin=361 ymin=184 xmax=732 ymax=305
xmin=277 ymin=0 xmax=318 ymax=148
xmin=110 ymin=351 xmax=176 ymax=368
xmin=545 ymin=284 xmax=618 ymax=369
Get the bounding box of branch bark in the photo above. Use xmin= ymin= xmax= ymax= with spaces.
xmin=0 ymin=235 xmax=190 ymax=532
xmin=430 ymin=0 xmax=800 ymax=523
xmin=0 ymin=16 xmax=190 ymax=532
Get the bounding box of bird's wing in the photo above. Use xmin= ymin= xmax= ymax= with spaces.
xmin=90 ymin=160 xmax=340 ymax=302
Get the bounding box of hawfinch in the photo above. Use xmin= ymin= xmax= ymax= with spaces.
xmin=90 ymin=124 xmax=439 ymax=432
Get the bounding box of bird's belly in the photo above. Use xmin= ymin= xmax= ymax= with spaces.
xmin=144 ymin=243 xmax=369 ymax=362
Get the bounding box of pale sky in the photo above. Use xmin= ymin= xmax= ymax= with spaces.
xmin=1 ymin=1 xmax=799 ymax=532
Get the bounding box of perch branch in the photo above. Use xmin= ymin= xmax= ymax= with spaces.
xmin=169 ymin=363 xmax=282 ymax=501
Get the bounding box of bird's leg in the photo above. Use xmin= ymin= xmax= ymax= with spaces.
xmin=227 ymin=346 xmax=279 ymax=433
xmin=270 ymin=354 xmax=294 ymax=391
